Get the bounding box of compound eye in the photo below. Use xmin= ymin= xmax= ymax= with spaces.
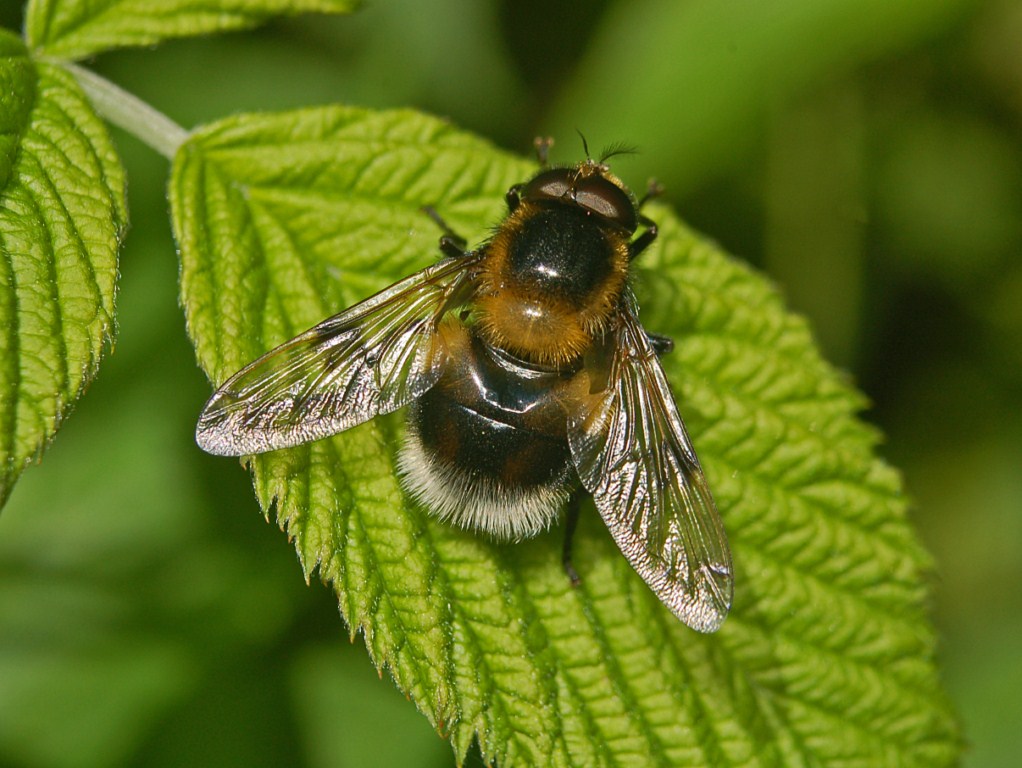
xmin=522 ymin=168 xmax=573 ymax=203
xmin=574 ymin=176 xmax=637 ymax=232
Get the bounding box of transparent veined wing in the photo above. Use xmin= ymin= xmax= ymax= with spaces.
xmin=196 ymin=254 xmax=480 ymax=456
xmin=567 ymin=291 xmax=733 ymax=632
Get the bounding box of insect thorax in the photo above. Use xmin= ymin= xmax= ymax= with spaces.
xmin=473 ymin=201 xmax=630 ymax=367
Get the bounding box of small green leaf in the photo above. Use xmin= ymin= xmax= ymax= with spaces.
xmin=25 ymin=0 xmax=361 ymax=61
xmin=174 ymin=106 xmax=960 ymax=766
xmin=0 ymin=31 xmax=125 ymax=507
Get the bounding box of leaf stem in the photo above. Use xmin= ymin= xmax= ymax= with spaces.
xmin=62 ymin=62 xmax=188 ymax=160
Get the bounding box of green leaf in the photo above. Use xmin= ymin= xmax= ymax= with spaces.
xmin=0 ymin=31 xmax=124 ymax=508
xmin=173 ymin=106 xmax=961 ymax=766
xmin=25 ymin=0 xmax=361 ymax=61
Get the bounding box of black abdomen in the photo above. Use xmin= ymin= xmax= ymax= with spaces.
xmin=398 ymin=328 xmax=578 ymax=540
xmin=411 ymin=390 xmax=570 ymax=490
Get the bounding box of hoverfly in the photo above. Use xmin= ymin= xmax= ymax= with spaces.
xmin=196 ymin=143 xmax=733 ymax=632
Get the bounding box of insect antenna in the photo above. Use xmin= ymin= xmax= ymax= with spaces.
xmin=576 ymin=129 xmax=592 ymax=160
xmin=599 ymin=142 xmax=638 ymax=163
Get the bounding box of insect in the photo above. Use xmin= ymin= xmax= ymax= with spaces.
xmin=196 ymin=143 xmax=733 ymax=632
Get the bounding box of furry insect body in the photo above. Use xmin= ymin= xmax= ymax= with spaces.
xmin=400 ymin=323 xmax=579 ymax=540
xmin=196 ymin=154 xmax=735 ymax=633
xmin=474 ymin=197 xmax=631 ymax=366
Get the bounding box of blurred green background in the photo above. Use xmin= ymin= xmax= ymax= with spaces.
xmin=1 ymin=0 xmax=1020 ymax=765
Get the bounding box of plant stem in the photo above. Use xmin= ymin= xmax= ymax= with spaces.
xmin=62 ymin=62 xmax=188 ymax=160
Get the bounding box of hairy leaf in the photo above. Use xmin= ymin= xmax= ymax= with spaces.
xmin=25 ymin=0 xmax=361 ymax=60
xmin=173 ymin=106 xmax=960 ymax=766
xmin=0 ymin=31 xmax=124 ymax=507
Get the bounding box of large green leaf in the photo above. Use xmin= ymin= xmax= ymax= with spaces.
xmin=25 ymin=0 xmax=361 ymax=60
xmin=173 ymin=105 xmax=960 ymax=766
xmin=0 ymin=31 xmax=124 ymax=507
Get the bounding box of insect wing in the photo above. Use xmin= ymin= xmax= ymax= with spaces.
xmin=567 ymin=294 xmax=733 ymax=632
xmin=196 ymin=255 xmax=478 ymax=456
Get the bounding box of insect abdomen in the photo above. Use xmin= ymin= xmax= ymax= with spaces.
xmin=398 ymin=327 xmax=576 ymax=540
xmin=411 ymin=392 xmax=570 ymax=487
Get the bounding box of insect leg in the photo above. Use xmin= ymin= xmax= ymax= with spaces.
xmin=562 ymin=493 xmax=582 ymax=586
xmin=647 ymin=332 xmax=674 ymax=357
xmin=507 ymin=136 xmax=551 ymax=211
xmin=629 ymin=216 xmax=659 ymax=260
xmin=638 ymin=179 xmax=665 ymax=209
xmin=506 ymin=185 xmax=524 ymax=214
xmin=629 ymin=179 xmax=664 ymax=260
xmin=421 ymin=206 xmax=470 ymax=258
xmin=533 ymin=136 xmax=553 ymax=166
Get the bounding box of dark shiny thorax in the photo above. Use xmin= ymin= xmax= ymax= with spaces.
xmin=505 ymin=204 xmax=617 ymax=306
